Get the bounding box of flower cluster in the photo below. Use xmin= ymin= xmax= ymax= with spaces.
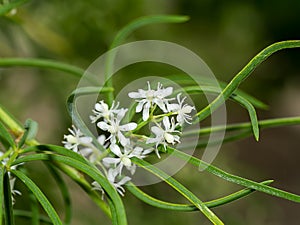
xmin=63 ymin=82 xmax=195 ymax=196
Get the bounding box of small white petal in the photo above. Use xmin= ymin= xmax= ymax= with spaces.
xmin=97 ymin=121 xmax=110 ymax=131
xmin=163 ymin=116 xmax=171 ymax=130
xmin=128 ymin=92 xmax=141 ymax=98
xmin=161 ymin=86 xmax=173 ymax=97
xmin=117 ymin=109 xmax=127 ymax=121
xmin=94 ymin=103 xmax=102 ymax=111
xmin=79 ymin=136 xmax=93 ymax=145
xmin=118 ymin=132 xmax=130 ymax=147
xmin=120 ymin=122 xmax=137 ymax=131
xmin=103 ymin=157 xmax=121 ymax=165
xmin=142 ymin=103 xmax=150 ymax=121
xmin=110 ymin=144 xmax=122 ymax=157
xmin=136 ymin=101 xmax=145 ymax=113
xmin=118 ymin=176 xmax=131 ymax=186
xmin=151 ymin=126 xmax=163 ymax=136
xmin=167 ymin=103 xmax=179 ymax=112
xmin=128 ymin=164 xmax=136 ymax=175
xmin=154 ymin=99 xmax=167 ymax=112
xmin=80 ymin=147 xmax=93 ymax=156
xmin=97 ymin=135 xmax=106 ymax=145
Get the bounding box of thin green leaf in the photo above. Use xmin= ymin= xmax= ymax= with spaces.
xmin=167 ymin=74 xmax=268 ymax=110
xmin=46 ymin=164 xmax=72 ymax=225
xmin=0 ymin=58 xmax=84 ymax=78
xmin=0 ymin=166 xmax=4 ymax=225
xmin=131 ymin=158 xmax=224 ymax=225
xmin=126 ymin=180 xmax=273 ymax=211
xmin=197 ymin=40 xmax=300 ymax=121
xmin=20 ymin=145 xmax=87 ymax=164
xmin=0 ymin=120 xmax=16 ymax=149
xmin=13 ymin=210 xmax=52 ymax=224
xmin=230 ymin=94 xmax=259 ymax=141
xmin=11 ymin=154 xmax=127 ymax=225
xmin=0 ymin=0 xmax=28 ymax=16
xmin=168 ymin=147 xmax=300 ymax=203
xmin=182 ymin=86 xmax=260 ymax=140
xmin=11 ymin=170 xmax=63 ymax=225
xmin=111 ymin=15 xmax=189 ymax=49
xmin=3 ymin=172 xmax=15 ymax=225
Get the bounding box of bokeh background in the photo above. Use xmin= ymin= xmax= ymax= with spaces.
xmin=0 ymin=0 xmax=300 ymax=224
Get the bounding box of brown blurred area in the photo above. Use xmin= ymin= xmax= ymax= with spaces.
xmin=1 ymin=0 xmax=300 ymax=224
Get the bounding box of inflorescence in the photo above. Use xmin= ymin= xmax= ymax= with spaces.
xmin=63 ymin=82 xmax=195 ymax=196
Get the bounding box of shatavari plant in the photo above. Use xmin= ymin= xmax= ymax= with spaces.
xmin=0 ymin=2 xmax=300 ymax=225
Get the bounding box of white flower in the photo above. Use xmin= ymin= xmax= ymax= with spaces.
xmin=97 ymin=109 xmax=137 ymax=146
xmin=80 ymin=135 xmax=107 ymax=163
xmin=167 ymin=93 xmax=195 ymax=124
xmin=146 ymin=116 xmax=181 ymax=158
xmin=62 ymin=125 xmax=93 ymax=153
xmin=107 ymin=168 xmax=131 ymax=196
xmin=128 ymin=82 xmax=173 ymax=121
xmin=90 ymin=100 xmax=121 ymax=123
xmin=103 ymin=144 xmax=145 ymax=175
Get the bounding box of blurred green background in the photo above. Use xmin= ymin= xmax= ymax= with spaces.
xmin=1 ymin=0 xmax=300 ymax=224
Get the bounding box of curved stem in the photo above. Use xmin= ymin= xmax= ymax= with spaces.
xmin=126 ymin=180 xmax=273 ymax=211
xmin=197 ymin=40 xmax=300 ymax=121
